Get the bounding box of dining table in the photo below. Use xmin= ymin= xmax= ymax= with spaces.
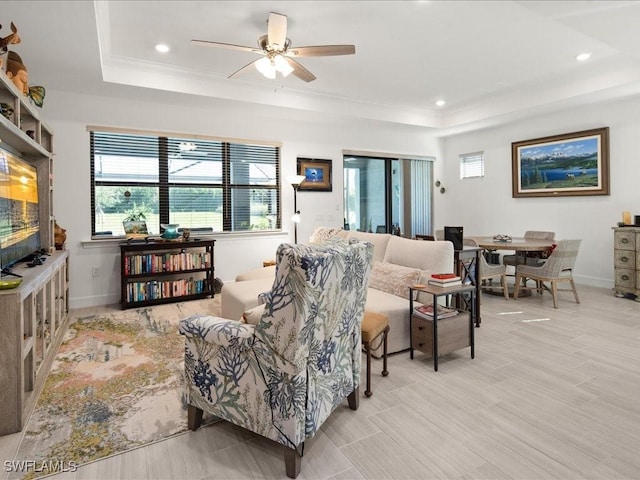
xmin=466 ymin=236 xmax=556 ymax=297
xmin=468 ymin=236 xmax=556 ymax=255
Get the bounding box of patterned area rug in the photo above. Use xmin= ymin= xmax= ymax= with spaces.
xmin=11 ymin=297 xmax=221 ymax=479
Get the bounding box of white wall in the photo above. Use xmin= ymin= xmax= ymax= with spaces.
xmin=440 ymin=95 xmax=640 ymax=288
xmin=44 ymin=85 xmax=442 ymax=308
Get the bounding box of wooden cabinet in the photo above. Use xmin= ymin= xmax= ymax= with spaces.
xmin=613 ymin=226 xmax=640 ymax=300
xmin=120 ymin=239 xmax=215 ymax=309
xmin=0 ymin=251 xmax=69 ymax=435
xmin=0 ymin=64 xmax=62 ymax=436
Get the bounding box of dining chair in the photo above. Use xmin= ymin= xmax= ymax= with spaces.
xmin=414 ymin=234 xmax=435 ymax=241
xmin=513 ymin=239 xmax=581 ymax=308
xmin=464 ymin=238 xmax=509 ymax=300
xmin=503 ymin=230 xmax=556 ymax=267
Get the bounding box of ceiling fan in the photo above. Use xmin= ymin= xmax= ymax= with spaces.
xmin=192 ymin=12 xmax=355 ymax=82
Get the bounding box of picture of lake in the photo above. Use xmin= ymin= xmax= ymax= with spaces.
xmin=517 ymin=135 xmax=601 ymax=191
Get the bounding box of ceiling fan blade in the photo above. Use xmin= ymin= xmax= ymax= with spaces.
xmin=267 ymin=12 xmax=288 ymax=50
xmin=286 ymin=45 xmax=356 ymax=57
xmin=287 ymin=58 xmax=316 ymax=82
xmin=228 ymin=59 xmax=261 ymax=79
xmin=191 ymin=39 xmax=263 ymax=55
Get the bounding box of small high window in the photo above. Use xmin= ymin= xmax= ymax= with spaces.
xmin=460 ymin=151 xmax=485 ymax=179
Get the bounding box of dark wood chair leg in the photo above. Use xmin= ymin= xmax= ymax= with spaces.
xmin=284 ymin=445 xmax=302 ymax=479
xmin=348 ymin=386 xmax=359 ymax=410
xmin=381 ymin=326 xmax=389 ymax=377
xmin=364 ymin=341 xmax=373 ymax=397
xmin=187 ymin=404 xmax=203 ymax=431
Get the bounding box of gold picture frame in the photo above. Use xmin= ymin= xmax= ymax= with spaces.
xmin=512 ymin=127 xmax=610 ymax=198
xmin=297 ymin=158 xmax=332 ymax=191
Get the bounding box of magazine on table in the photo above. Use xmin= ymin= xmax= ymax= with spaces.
xmin=413 ymin=303 xmax=458 ymax=319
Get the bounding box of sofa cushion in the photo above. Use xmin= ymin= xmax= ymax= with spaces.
xmin=345 ymin=231 xmax=391 ymax=263
xmin=364 ymin=287 xmax=421 ymax=355
xmin=369 ymin=262 xmax=421 ymax=299
xmin=221 ymin=277 xmax=274 ymax=320
xmin=309 ymin=226 xmax=347 ymax=244
xmin=383 ymin=236 xmax=454 ymax=272
xmin=235 ymin=265 xmax=276 ymax=282
xmin=242 ymin=303 xmax=266 ymax=325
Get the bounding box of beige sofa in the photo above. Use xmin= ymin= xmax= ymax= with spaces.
xmin=221 ymin=228 xmax=455 ymax=355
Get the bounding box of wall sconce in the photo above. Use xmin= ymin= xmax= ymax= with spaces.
xmin=435 ymin=180 xmax=446 ymax=194
xmin=288 ymin=174 xmax=306 ymax=243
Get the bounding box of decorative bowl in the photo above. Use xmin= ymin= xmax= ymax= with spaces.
xmin=160 ymin=224 xmax=180 ymax=239
xmin=0 ymin=277 xmax=23 ymax=289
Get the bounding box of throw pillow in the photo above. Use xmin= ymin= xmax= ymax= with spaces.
xmin=242 ymin=303 xmax=265 ymax=325
xmin=309 ymin=227 xmax=344 ymax=244
xmin=368 ymin=262 xmax=421 ymax=299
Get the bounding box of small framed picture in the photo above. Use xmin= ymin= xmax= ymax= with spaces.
xmin=297 ymin=158 xmax=332 ymax=191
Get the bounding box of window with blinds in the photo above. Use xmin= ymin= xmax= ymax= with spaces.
xmin=459 ymin=151 xmax=485 ymax=179
xmin=90 ymin=130 xmax=280 ymax=237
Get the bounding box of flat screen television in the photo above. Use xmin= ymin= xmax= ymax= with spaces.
xmin=0 ymin=147 xmax=40 ymax=271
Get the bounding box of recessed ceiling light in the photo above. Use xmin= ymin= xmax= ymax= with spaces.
xmin=155 ymin=43 xmax=170 ymax=53
xmin=576 ymin=52 xmax=591 ymax=62
xmin=435 ymin=100 xmax=446 ymax=107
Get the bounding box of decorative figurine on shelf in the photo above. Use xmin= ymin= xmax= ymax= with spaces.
xmin=0 ymin=22 xmax=20 ymax=72
xmin=54 ymin=221 xmax=67 ymax=250
xmin=4 ymin=49 xmax=46 ymax=107
xmin=27 ymin=85 xmax=45 ymax=107
xmin=5 ymin=50 xmax=28 ymax=95
xmin=0 ymin=102 xmax=13 ymax=120
xmin=182 ymin=228 xmax=190 ymax=241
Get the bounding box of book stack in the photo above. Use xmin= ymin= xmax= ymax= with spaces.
xmin=428 ymin=273 xmax=462 ymax=287
xmin=413 ymin=304 xmax=458 ymax=320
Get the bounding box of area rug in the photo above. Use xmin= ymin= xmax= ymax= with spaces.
xmin=11 ymin=297 xmax=221 ymax=479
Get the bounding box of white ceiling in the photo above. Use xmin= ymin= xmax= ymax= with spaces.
xmin=6 ymin=1 xmax=640 ymax=135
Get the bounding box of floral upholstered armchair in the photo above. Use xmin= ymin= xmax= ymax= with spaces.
xmin=179 ymin=239 xmax=373 ymax=478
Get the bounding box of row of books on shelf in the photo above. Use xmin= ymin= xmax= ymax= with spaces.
xmin=125 ymin=278 xmax=209 ymax=303
xmin=413 ymin=303 xmax=459 ymax=320
xmin=124 ymin=252 xmax=211 ymax=275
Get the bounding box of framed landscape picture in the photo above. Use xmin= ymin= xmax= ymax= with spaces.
xmin=297 ymin=158 xmax=332 ymax=191
xmin=512 ymin=127 xmax=610 ymax=198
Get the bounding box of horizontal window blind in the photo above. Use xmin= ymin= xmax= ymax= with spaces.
xmin=90 ymin=129 xmax=280 ymax=237
xmin=460 ymin=151 xmax=485 ymax=179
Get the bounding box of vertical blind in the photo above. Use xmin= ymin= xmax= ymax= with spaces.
xmin=409 ymin=158 xmax=433 ymax=237
xmin=90 ymin=129 xmax=280 ymax=237
xmin=459 ymin=151 xmax=485 ymax=179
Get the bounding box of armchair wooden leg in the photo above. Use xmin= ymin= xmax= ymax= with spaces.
xmin=285 ymin=445 xmax=302 ymax=479
xmin=348 ymin=387 xmax=359 ymax=410
xmin=513 ymin=274 xmax=521 ymax=299
xmin=187 ymin=404 xmax=203 ymax=431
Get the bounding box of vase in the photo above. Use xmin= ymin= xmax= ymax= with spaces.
xmin=160 ymin=224 xmax=179 ymax=239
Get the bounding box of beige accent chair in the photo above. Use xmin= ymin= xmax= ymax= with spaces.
xmin=513 ymin=239 xmax=581 ymax=308
xmin=503 ymin=230 xmax=555 ymax=267
xmin=464 ymin=238 xmax=509 ymax=300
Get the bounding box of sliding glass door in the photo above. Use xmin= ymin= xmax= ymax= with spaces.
xmin=343 ymin=154 xmax=433 ymax=237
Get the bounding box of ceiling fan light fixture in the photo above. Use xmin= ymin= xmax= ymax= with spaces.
xmin=256 ymin=57 xmax=276 ymax=79
xmin=274 ymin=55 xmax=293 ymax=77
